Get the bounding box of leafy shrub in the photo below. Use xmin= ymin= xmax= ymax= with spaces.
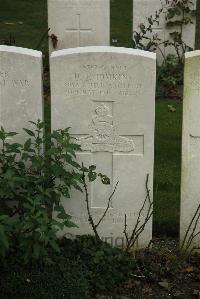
xmin=0 ymin=258 xmax=90 ymax=299
xmin=132 ymin=0 xmax=195 ymax=63
xmin=132 ymin=0 xmax=195 ymax=97
xmin=0 ymin=236 xmax=135 ymax=298
xmin=60 ymin=235 xmax=136 ymax=294
xmin=157 ymin=54 xmax=183 ymax=98
xmin=0 ymin=120 xmax=83 ymax=264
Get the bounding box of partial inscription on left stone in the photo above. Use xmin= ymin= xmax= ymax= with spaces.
xmin=0 ymin=46 xmax=43 ymax=144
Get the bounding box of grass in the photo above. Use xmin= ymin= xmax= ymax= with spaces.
xmin=154 ymin=100 xmax=182 ymax=236
xmin=0 ymin=0 xmax=198 ymax=235
xmin=111 ymin=0 xmax=132 ymax=47
xmin=0 ymin=0 xmax=48 ymax=53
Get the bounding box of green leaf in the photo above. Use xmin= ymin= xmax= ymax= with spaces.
xmin=23 ymin=128 xmax=35 ymax=137
xmin=24 ymin=138 xmax=32 ymax=151
xmin=49 ymin=240 xmax=60 ymax=253
xmin=7 ymin=132 xmax=18 ymax=137
xmin=65 ymin=220 xmax=78 ymax=228
xmin=88 ymin=171 xmax=97 ymax=182
xmin=89 ymin=165 xmax=96 ymax=171
xmin=98 ymin=173 xmax=110 ymax=185
xmin=0 ymin=130 xmax=5 ymax=140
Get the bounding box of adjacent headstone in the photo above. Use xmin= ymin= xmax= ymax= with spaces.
xmin=133 ymin=0 xmax=196 ymax=64
xmin=48 ymin=0 xmax=110 ymax=54
xmin=0 ymin=46 xmax=43 ymax=143
xmin=181 ymin=51 xmax=200 ymax=251
xmin=51 ymin=46 xmax=156 ymax=248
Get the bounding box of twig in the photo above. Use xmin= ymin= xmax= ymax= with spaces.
xmin=185 ymin=207 xmax=200 ymax=253
xmin=123 ymin=214 xmax=129 ymax=244
xmin=124 ymin=174 xmax=153 ymax=252
xmin=180 ymin=203 xmax=200 ymax=252
xmin=82 ymin=163 xmax=118 ymax=241
xmin=95 ymin=181 xmax=119 ymax=229
xmin=82 ymin=165 xmax=100 ymax=241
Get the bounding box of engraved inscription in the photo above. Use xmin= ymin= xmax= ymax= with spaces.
xmin=65 ymin=64 xmax=142 ymax=97
xmin=0 ymin=71 xmax=30 ymax=88
xmin=71 ymin=211 xmax=146 ymax=225
xmin=76 ymin=103 xmax=135 ymax=153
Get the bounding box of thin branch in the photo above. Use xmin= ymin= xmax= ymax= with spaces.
xmin=181 ymin=203 xmax=200 ymax=251
xmin=185 ymin=208 xmax=200 ymax=252
xmin=123 ymin=214 xmax=129 ymax=244
xmin=82 ymin=164 xmax=100 ymax=241
xmin=82 ymin=163 xmax=118 ymax=242
xmin=95 ymin=181 xmax=119 ymax=229
xmin=124 ymin=174 xmax=153 ymax=252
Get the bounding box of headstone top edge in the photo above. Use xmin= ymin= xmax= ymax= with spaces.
xmin=0 ymin=45 xmax=42 ymax=58
xmin=51 ymin=46 xmax=156 ymax=60
xmin=185 ymin=50 xmax=200 ymax=60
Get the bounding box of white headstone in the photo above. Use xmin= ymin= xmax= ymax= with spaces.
xmin=181 ymin=51 xmax=200 ymax=251
xmin=133 ymin=0 xmax=196 ymax=64
xmin=0 ymin=46 xmax=43 ymax=143
xmin=51 ymin=47 xmax=156 ymax=248
xmin=48 ymin=0 xmax=110 ymax=53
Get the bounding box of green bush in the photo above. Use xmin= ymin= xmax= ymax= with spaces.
xmin=0 ymin=236 xmax=135 ymax=298
xmin=0 ymin=258 xmax=90 ymax=299
xmin=157 ymin=54 xmax=183 ymax=98
xmin=60 ymin=235 xmax=135 ymax=294
xmin=0 ymin=120 xmax=83 ymax=264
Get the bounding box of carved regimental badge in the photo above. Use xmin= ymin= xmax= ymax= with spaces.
xmin=75 ymin=103 xmax=135 ymax=153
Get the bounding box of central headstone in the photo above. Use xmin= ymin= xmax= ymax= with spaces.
xmin=51 ymin=47 xmax=156 ymax=248
xmin=48 ymin=0 xmax=110 ymax=53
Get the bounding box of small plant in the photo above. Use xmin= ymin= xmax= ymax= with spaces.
xmin=180 ymin=203 xmax=200 ymax=257
xmin=124 ymin=174 xmax=153 ymax=252
xmin=82 ymin=167 xmax=153 ymax=252
xmin=0 ymin=120 xmax=84 ymax=264
xmin=165 ymin=0 xmax=196 ymax=63
xmin=157 ymin=54 xmax=183 ymax=97
xmin=81 ymin=163 xmax=118 ymax=242
xmin=132 ymin=0 xmax=195 ymax=63
xmin=132 ymin=0 xmax=196 ymax=97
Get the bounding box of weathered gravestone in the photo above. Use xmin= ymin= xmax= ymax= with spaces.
xmin=48 ymin=0 xmax=110 ymax=54
xmin=51 ymin=47 xmax=156 ymax=248
xmin=0 ymin=46 xmax=43 ymax=143
xmin=133 ymin=0 xmax=196 ymax=64
xmin=181 ymin=51 xmax=200 ymax=251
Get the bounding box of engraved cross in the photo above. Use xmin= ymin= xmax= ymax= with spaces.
xmin=65 ymin=14 xmax=92 ymax=47
xmin=74 ymin=102 xmax=137 ymax=210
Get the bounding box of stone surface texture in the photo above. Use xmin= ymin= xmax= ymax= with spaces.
xmin=181 ymin=50 xmax=200 ymax=250
xmin=48 ymin=0 xmax=110 ymax=53
xmin=0 ymin=46 xmax=43 ymax=143
xmin=51 ymin=46 xmax=156 ymax=248
xmin=133 ymin=0 xmax=196 ymax=64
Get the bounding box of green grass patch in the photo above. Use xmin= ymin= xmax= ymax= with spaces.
xmin=111 ymin=0 xmax=132 ymax=47
xmin=154 ymin=100 xmax=182 ymax=236
xmin=0 ymin=0 xmax=48 ymax=54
